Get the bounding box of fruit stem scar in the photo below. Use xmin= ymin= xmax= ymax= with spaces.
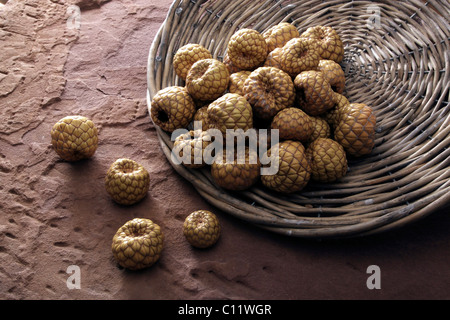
xmin=157 ymin=110 xmax=169 ymax=122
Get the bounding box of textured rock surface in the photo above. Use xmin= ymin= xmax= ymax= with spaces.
xmin=1 ymin=0 xmax=449 ymax=300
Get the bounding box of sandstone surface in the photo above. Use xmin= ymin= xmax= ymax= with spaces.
xmin=0 ymin=0 xmax=449 ymax=300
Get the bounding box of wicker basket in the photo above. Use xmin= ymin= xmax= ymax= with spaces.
xmin=147 ymin=0 xmax=450 ymax=238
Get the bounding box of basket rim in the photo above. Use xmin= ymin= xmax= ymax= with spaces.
xmin=146 ymin=0 xmax=450 ymax=238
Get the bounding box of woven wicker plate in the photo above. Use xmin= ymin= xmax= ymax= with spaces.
xmin=147 ymin=0 xmax=450 ymax=238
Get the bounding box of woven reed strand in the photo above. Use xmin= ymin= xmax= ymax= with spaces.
xmin=147 ymin=0 xmax=450 ymax=238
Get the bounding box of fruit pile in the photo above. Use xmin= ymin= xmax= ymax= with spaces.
xmin=49 ymin=22 xmax=377 ymax=272
xmin=150 ymin=23 xmax=377 ymax=194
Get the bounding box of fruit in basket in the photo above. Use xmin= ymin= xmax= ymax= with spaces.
xmin=51 ymin=115 xmax=98 ymax=162
xmin=111 ymin=218 xmax=164 ymax=270
xmin=226 ymin=28 xmax=268 ymax=70
xmin=183 ymin=210 xmax=221 ymax=248
xmin=243 ymin=66 xmax=295 ymax=120
xmin=324 ymin=92 xmax=351 ymax=129
xmin=307 ymin=116 xmax=331 ymax=145
xmin=207 ymin=93 xmax=253 ymax=134
xmin=261 ymin=140 xmax=311 ymax=193
xmin=173 ymin=129 xmax=212 ymax=168
xmin=263 ymin=22 xmax=300 ymax=52
xmin=223 ymin=52 xmax=242 ymax=74
xmin=105 ymin=158 xmax=150 ymax=205
xmin=228 ymin=70 xmax=251 ymax=96
xmin=279 ymin=37 xmax=321 ymax=77
xmin=151 ymin=24 xmax=375 ymax=198
xmin=306 ymin=138 xmax=348 ymax=182
xmin=186 ymin=58 xmax=230 ymax=101
xmin=270 ymin=107 xmax=312 ymax=143
xmin=150 ymin=86 xmax=196 ymax=132
xmin=173 ymin=43 xmax=213 ymax=80
xmin=211 ymin=147 xmax=261 ymax=191
xmin=294 ymin=70 xmax=335 ymax=116
xmin=300 ymin=26 xmax=344 ymax=63
xmin=317 ymin=59 xmax=346 ymax=94
xmin=193 ymin=105 xmax=210 ymax=131
xmin=264 ymin=47 xmax=283 ymax=69
xmin=334 ymin=103 xmax=377 ymax=157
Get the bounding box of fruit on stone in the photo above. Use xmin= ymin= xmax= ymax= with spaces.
xmin=173 ymin=43 xmax=212 ymax=81
xmin=207 ymin=93 xmax=253 ymax=134
xmin=226 ymin=28 xmax=268 ymax=70
xmin=300 ymin=26 xmax=344 ymax=63
xmin=334 ymin=103 xmax=377 ymax=157
xmin=243 ymin=66 xmax=295 ymax=120
xmin=317 ymin=59 xmax=346 ymax=94
xmin=173 ymin=130 xmax=212 ymax=168
xmin=186 ymin=58 xmax=230 ymax=101
xmin=263 ymin=22 xmax=300 ymax=52
xmin=294 ymin=70 xmax=335 ymax=116
xmin=150 ymin=86 xmax=196 ymax=132
xmin=279 ymin=37 xmax=321 ymax=77
xmin=271 ymin=107 xmax=312 ymax=143
xmin=228 ymin=70 xmax=251 ymax=96
xmin=105 ymin=158 xmax=150 ymax=205
xmin=183 ymin=210 xmax=221 ymax=248
xmin=306 ymin=138 xmax=348 ymax=183
xmin=211 ymin=147 xmax=261 ymax=191
xmin=50 ymin=115 xmax=98 ymax=161
xmin=111 ymin=218 xmax=164 ymax=270
xmin=261 ymin=140 xmax=311 ymax=193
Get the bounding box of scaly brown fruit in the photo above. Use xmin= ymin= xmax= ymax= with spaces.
xmin=207 ymin=93 xmax=253 ymax=134
xmin=317 ymin=59 xmax=346 ymax=94
xmin=51 ymin=115 xmax=98 ymax=162
xmin=150 ymin=86 xmax=196 ymax=132
xmin=173 ymin=130 xmax=212 ymax=168
xmin=211 ymin=148 xmax=261 ymax=191
xmin=243 ymin=66 xmax=295 ymax=120
xmin=294 ymin=70 xmax=335 ymax=116
xmin=279 ymin=37 xmax=321 ymax=77
xmin=223 ymin=52 xmax=242 ymax=74
xmin=105 ymin=158 xmax=150 ymax=205
xmin=334 ymin=103 xmax=377 ymax=157
xmin=111 ymin=218 xmax=164 ymax=270
xmin=183 ymin=210 xmax=221 ymax=248
xmin=227 ymin=28 xmax=268 ymax=70
xmin=173 ymin=43 xmax=212 ymax=80
xmin=307 ymin=116 xmax=331 ymax=145
xmin=261 ymin=140 xmax=311 ymax=193
xmin=300 ymin=26 xmax=344 ymax=63
xmin=263 ymin=47 xmax=283 ymax=69
xmin=306 ymin=138 xmax=348 ymax=182
xmin=193 ymin=105 xmax=210 ymax=131
xmin=323 ymin=92 xmax=350 ymax=129
xmin=263 ymin=22 xmax=300 ymax=52
xmin=271 ymin=107 xmax=312 ymax=143
xmin=228 ymin=70 xmax=251 ymax=96
xmin=186 ymin=58 xmax=230 ymax=101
